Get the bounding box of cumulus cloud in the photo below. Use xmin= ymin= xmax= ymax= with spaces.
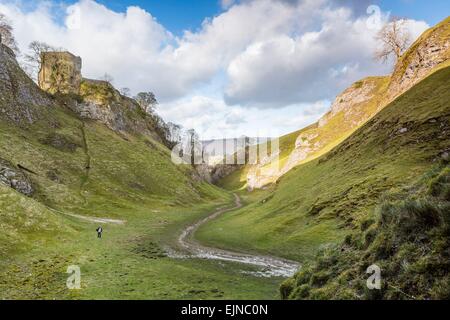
xmin=0 ymin=0 xmax=182 ymax=98
xmin=0 ymin=0 xmax=328 ymax=101
xmin=0 ymin=0 xmax=430 ymax=138
xmin=223 ymin=6 xmax=428 ymax=108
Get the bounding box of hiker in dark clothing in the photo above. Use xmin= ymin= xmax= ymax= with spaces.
xmin=96 ymin=226 xmax=103 ymax=238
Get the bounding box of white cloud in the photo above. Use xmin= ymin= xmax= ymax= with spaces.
xmin=0 ymin=0 xmax=430 ymax=138
xmin=221 ymin=0 xmax=236 ymax=9
xmin=159 ymin=95 xmax=329 ymax=139
xmin=223 ymin=7 xmax=429 ymax=107
xmin=0 ymin=0 xmax=329 ymax=101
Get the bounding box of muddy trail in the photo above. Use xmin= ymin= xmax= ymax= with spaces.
xmin=175 ymin=194 xmax=300 ymax=278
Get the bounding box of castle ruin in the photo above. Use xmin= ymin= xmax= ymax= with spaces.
xmin=38 ymin=52 xmax=82 ymax=95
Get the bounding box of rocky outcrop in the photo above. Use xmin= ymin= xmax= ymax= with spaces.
xmin=245 ymin=77 xmax=388 ymax=190
xmin=39 ymin=133 xmax=80 ymax=153
xmin=386 ymin=17 xmax=450 ymax=102
xmin=243 ymin=18 xmax=450 ymax=190
xmin=67 ymin=79 xmax=168 ymax=145
xmin=318 ymin=77 xmax=385 ymax=127
xmin=38 ymin=52 xmax=82 ymax=95
xmin=211 ymin=164 xmax=240 ymax=182
xmin=0 ymin=44 xmax=54 ymax=125
xmin=34 ymin=52 xmax=173 ymax=148
xmin=0 ymin=159 xmax=33 ymax=196
xmin=73 ymin=79 xmax=129 ymax=132
xmin=281 ymin=132 xmax=320 ymax=174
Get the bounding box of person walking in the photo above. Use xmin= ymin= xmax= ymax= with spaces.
xmin=96 ymin=226 xmax=103 ymax=239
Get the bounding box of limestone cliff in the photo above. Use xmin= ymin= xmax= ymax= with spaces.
xmin=386 ymin=17 xmax=450 ymax=103
xmin=30 ymin=50 xmax=173 ymax=147
xmin=246 ymin=76 xmax=389 ymax=190
xmin=243 ymin=17 xmax=450 ymax=190
xmin=0 ymin=44 xmax=55 ymax=125
xmin=70 ymin=79 xmax=160 ymax=140
xmin=0 ymin=44 xmax=207 ymax=210
xmin=38 ymin=52 xmax=82 ymax=95
xmin=193 ymin=163 xmax=240 ymax=184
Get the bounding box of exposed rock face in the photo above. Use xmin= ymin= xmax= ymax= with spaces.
xmin=69 ymin=79 xmax=165 ymax=143
xmin=246 ymin=149 xmax=281 ymax=190
xmin=318 ymin=78 xmax=380 ymax=128
xmin=38 ymin=52 xmax=82 ymax=95
xmin=75 ymin=79 xmax=128 ymax=132
xmin=39 ymin=133 xmax=80 ymax=153
xmin=243 ymin=18 xmax=450 ymax=190
xmin=281 ymin=132 xmax=319 ymax=175
xmin=34 ymin=52 xmax=169 ymax=145
xmin=0 ymin=159 xmax=33 ymax=196
xmin=245 ymin=77 xmax=388 ymax=190
xmin=192 ymin=164 xmax=213 ymax=183
xmin=386 ymin=17 xmax=450 ymax=102
xmin=0 ymin=44 xmax=54 ymax=125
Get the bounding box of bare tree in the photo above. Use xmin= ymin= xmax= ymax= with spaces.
xmin=135 ymin=91 xmax=158 ymax=114
xmin=375 ymin=17 xmax=411 ymax=63
xmin=0 ymin=13 xmax=19 ymax=54
xmin=101 ymin=73 xmax=114 ymax=84
xmin=167 ymin=122 xmax=182 ymax=144
xmin=120 ymin=87 xmax=131 ymax=97
xmin=185 ymin=128 xmax=203 ymax=165
xmin=23 ymin=41 xmax=59 ymax=82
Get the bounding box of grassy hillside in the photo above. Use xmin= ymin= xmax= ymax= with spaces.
xmin=221 ymin=18 xmax=449 ymax=191
xmin=221 ymin=75 xmax=390 ymax=191
xmin=282 ymin=165 xmax=450 ymax=299
xmin=217 ymin=128 xmax=306 ymax=190
xmin=0 ymin=45 xmax=285 ymax=299
xmin=196 ymin=66 xmax=450 ymax=264
xmin=1 ymin=17 xmax=448 ymax=300
xmin=0 ymin=41 xmax=213 ymax=245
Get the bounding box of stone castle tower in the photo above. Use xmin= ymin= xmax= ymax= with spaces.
xmin=38 ymin=52 xmax=82 ymax=95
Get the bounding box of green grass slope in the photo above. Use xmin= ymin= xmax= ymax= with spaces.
xmin=220 ymin=75 xmax=390 ymax=191
xmin=217 ymin=129 xmax=304 ymax=190
xmin=220 ymin=17 xmax=449 ymax=191
xmin=0 ymin=45 xmax=286 ymax=299
xmin=196 ymin=66 xmax=450 ymax=266
xmin=0 ymin=41 xmax=214 ymax=243
xmin=282 ymin=165 xmax=450 ymax=300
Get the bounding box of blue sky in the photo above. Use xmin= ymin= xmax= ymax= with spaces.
xmin=68 ymin=0 xmax=223 ymax=35
xmin=379 ymin=0 xmax=450 ymax=26
xmin=0 ymin=0 xmax=447 ymax=139
xmin=59 ymin=0 xmax=450 ymax=36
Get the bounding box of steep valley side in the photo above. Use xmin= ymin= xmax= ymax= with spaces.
xmin=0 ymin=43 xmax=285 ymax=299
xmin=196 ymin=65 xmax=450 ymax=299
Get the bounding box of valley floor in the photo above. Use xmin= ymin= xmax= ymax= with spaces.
xmin=0 ymin=195 xmax=286 ymax=300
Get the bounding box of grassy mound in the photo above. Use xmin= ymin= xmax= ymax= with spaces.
xmin=281 ymin=165 xmax=450 ymax=300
